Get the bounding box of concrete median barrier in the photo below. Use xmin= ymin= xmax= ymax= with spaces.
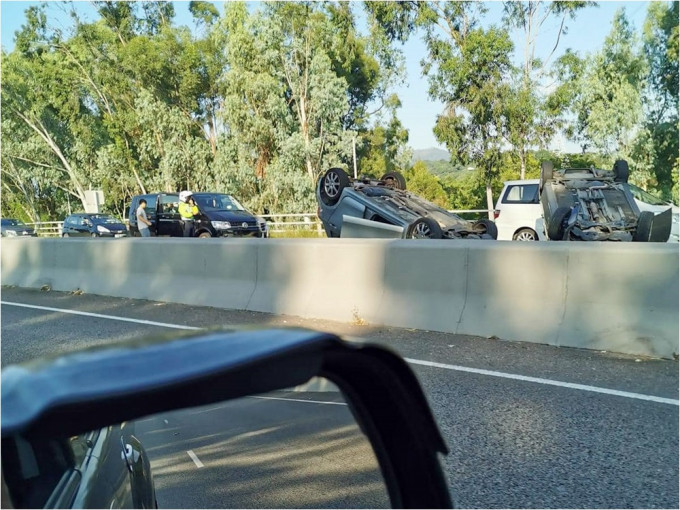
xmin=1 ymin=238 xmax=678 ymax=358
xmin=457 ymin=242 xmax=570 ymax=345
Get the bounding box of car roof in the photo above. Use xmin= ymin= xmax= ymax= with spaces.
xmin=502 ymin=179 xmax=539 ymax=186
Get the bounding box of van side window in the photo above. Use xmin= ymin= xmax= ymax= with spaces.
xmin=502 ymin=184 xmax=539 ymax=204
xmin=159 ymin=195 xmax=179 ymax=213
xmin=145 ymin=196 xmax=157 ymax=216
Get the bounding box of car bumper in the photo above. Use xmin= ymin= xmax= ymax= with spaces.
xmin=215 ymin=227 xmax=265 ymax=237
xmin=98 ymin=232 xmax=129 ymax=238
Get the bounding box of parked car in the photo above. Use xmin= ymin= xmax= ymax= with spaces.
xmin=493 ymin=180 xmax=544 ymax=241
xmin=128 ymin=193 xmax=268 ymax=238
xmin=1 ymin=218 xmax=37 ymax=237
xmin=2 ymin=424 xmax=156 ymax=509
xmin=628 ymin=183 xmax=679 ymax=243
xmin=539 ymin=160 xmax=672 ymax=242
xmin=316 ymin=168 xmax=497 ymax=240
xmin=62 ymin=214 xmax=128 ymax=238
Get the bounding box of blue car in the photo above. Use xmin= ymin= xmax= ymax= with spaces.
xmin=62 ymin=214 xmax=128 ymax=238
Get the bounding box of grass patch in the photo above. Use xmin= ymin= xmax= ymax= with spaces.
xmin=269 ymin=229 xmax=326 ymax=238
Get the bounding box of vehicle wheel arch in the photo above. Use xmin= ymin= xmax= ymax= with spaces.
xmin=513 ymin=227 xmax=538 ymax=241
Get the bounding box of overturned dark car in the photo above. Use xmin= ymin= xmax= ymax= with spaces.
xmin=316 ymin=168 xmax=498 ymax=240
xmin=540 ymin=160 xmax=673 ymax=242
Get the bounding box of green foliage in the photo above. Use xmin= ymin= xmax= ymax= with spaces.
xmin=567 ymin=10 xmax=647 ymax=156
xmin=3 ymin=0 xmax=676 ymax=218
xmin=404 ymin=162 xmax=449 ymax=208
xmin=1 ymin=1 xmax=408 ymax=218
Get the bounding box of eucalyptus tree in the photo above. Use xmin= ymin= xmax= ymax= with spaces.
xmin=568 ymin=11 xmax=647 ymax=158
xmin=501 ymin=1 xmax=591 ymax=179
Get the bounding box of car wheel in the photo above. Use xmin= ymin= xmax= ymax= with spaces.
xmin=633 ymin=211 xmax=655 ymax=242
xmin=540 ymin=161 xmax=553 ymax=191
xmin=198 ymin=232 xmax=212 ymax=238
xmin=320 ymin=168 xmax=350 ymax=206
xmin=547 ymin=207 xmax=571 ymax=241
xmin=513 ymin=228 xmax=538 ymax=241
xmin=406 ymin=217 xmax=442 ymax=239
xmin=91 ymin=233 xmax=98 ymax=238
xmin=381 ymin=171 xmax=407 ymax=190
xmin=62 ymin=233 xmax=69 ymax=238
xmin=473 ymin=218 xmax=498 ymax=239
xmin=613 ymin=159 xmax=629 ymax=183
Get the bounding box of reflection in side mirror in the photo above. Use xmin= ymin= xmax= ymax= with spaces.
xmin=2 ymin=329 xmax=452 ymax=509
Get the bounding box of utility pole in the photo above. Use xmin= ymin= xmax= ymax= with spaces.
xmin=353 ymin=136 xmax=358 ymax=179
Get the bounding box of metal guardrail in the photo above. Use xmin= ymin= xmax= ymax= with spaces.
xmin=260 ymin=214 xmax=324 ymax=235
xmin=25 ymin=222 xmax=63 ymax=237
xmin=25 ymin=209 xmax=493 ymax=238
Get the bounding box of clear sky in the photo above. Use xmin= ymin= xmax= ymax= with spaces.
xmin=0 ymin=1 xmax=652 ymax=151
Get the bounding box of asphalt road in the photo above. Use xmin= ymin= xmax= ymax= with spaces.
xmin=1 ymin=287 xmax=678 ymax=508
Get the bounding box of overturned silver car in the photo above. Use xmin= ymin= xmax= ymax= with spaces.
xmin=316 ymin=168 xmax=497 ymax=240
xmin=540 ymin=160 xmax=673 ymax=242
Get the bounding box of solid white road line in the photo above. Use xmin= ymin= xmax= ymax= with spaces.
xmin=1 ymin=301 xmax=200 ymax=330
xmin=3 ymin=300 xmax=677 ymax=406
xmin=250 ymin=395 xmax=347 ymax=406
xmin=405 ymin=358 xmax=680 ymax=406
xmin=186 ymin=450 xmax=204 ymax=468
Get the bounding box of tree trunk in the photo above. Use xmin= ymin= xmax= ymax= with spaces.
xmin=486 ymin=181 xmax=495 ymax=220
xmin=14 ymin=110 xmax=88 ymax=209
xmin=520 ymin=151 xmax=526 ymax=180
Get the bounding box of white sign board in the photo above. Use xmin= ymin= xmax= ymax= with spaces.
xmin=84 ymin=190 xmax=104 ymax=213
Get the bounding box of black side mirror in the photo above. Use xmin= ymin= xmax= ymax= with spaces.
xmin=2 ymin=329 xmax=452 ymax=509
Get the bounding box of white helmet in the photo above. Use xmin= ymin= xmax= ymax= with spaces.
xmin=179 ymin=190 xmax=193 ymax=203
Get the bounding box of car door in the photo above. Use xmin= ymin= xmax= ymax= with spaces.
xmin=498 ymin=182 xmax=542 ymax=240
xmin=156 ymin=194 xmax=182 ymax=236
xmin=1 ymin=435 xmax=81 ymax=508
xmin=76 ymin=216 xmax=92 ymax=237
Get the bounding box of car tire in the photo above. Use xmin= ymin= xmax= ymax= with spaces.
xmin=540 ymin=161 xmax=553 ymax=191
xmin=633 ymin=211 xmax=654 ymax=242
xmin=320 ymin=168 xmax=350 ymax=206
xmin=198 ymin=232 xmax=212 ymax=238
xmin=381 ymin=171 xmax=407 ymax=190
xmin=473 ymin=218 xmax=498 ymax=239
xmin=513 ymin=228 xmax=538 ymax=241
xmin=547 ymin=206 xmax=571 ymax=241
xmin=91 ymin=233 xmax=98 ymax=238
xmin=613 ymin=159 xmax=629 ymax=183
xmin=406 ymin=217 xmax=442 ymax=239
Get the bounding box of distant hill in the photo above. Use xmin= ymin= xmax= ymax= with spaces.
xmin=412 ymin=147 xmax=450 ymax=163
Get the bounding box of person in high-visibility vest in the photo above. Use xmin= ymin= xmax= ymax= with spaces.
xmin=178 ymin=191 xmax=199 ymax=237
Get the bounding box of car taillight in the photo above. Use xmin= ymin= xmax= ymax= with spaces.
xmin=494 ymin=209 xmax=500 ymax=220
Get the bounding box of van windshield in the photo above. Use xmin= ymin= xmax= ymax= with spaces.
xmin=628 ymin=184 xmax=670 ymax=206
xmin=193 ymin=194 xmax=245 ymax=212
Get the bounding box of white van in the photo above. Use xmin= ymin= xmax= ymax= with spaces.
xmin=494 ymin=179 xmax=545 ymax=241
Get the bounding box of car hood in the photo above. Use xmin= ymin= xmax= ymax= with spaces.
xmin=206 ymin=210 xmax=257 ymax=224
xmin=95 ymin=222 xmax=127 ymax=231
xmin=635 ymin=201 xmax=678 ymax=215
xmin=2 ymin=226 xmax=35 ymax=234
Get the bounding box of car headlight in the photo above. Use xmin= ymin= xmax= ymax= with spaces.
xmin=211 ymin=221 xmax=232 ymax=230
xmin=5 ymin=230 xmax=17 ymax=237
xmin=97 ymin=225 xmax=110 ymax=233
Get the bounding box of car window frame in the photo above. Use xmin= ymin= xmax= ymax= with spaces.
xmin=502 ymin=184 xmax=540 ymax=205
